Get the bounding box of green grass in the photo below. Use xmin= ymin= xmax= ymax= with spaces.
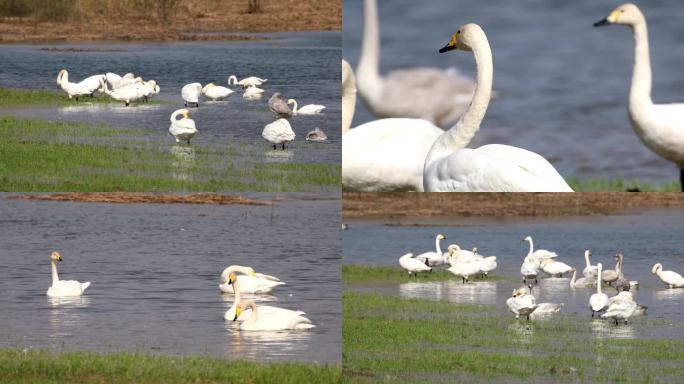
xmin=0 ymin=349 xmax=340 ymax=383
xmin=0 ymin=116 xmax=340 ymax=192
xmin=567 ymin=177 xmax=679 ymax=192
xmin=342 ymin=265 xmax=510 ymax=285
xmin=0 ymin=87 xmax=160 ymax=107
xmin=343 ymin=291 xmax=684 ymax=383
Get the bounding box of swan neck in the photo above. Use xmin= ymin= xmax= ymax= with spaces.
xmin=342 ymin=61 xmax=357 ymax=133
xmin=291 ymin=100 xmax=298 ymax=113
xmin=357 ymin=0 xmax=383 ymax=101
xmin=51 ymin=260 xmax=59 ymax=285
xmin=233 ymin=279 xmax=241 ymax=304
xmin=597 ymin=270 xmax=602 ymax=294
xmin=527 ymin=239 xmax=534 ymax=258
xmin=584 ymin=252 xmax=591 ymax=268
xmin=170 ymin=110 xmax=181 ymax=123
xmin=570 ymin=270 xmax=576 ymax=286
xmin=629 ymin=20 xmax=652 ymax=108
xmin=435 ymin=236 xmax=442 ymax=255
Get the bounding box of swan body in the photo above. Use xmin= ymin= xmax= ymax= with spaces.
xmin=570 ymin=268 xmax=595 ymax=288
xmin=262 ymin=119 xmax=295 ymax=150
xmin=601 ymin=256 xmax=621 ymax=285
xmin=169 ymin=108 xmax=197 ymax=144
xmin=202 ymin=83 xmax=234 ymax=100
xmin=520 ymin=256 xmax=539 ymax=284
xmin=446 ymin=244 xmax=477 ymax=265
xmin=398 ymin=253 xmax=431 ymax=275
xmin=181 ymin=83 xmax=202 ymax=107
xmin=532 ymin=302 xmax=563 ymax=316
xmin=447 ymin=261 xmax=480 ymax=284
xmin=234 ymin=300 xmax=314 ymax=331
xmin=105 ymin=72 xmax=135 ymax=90
xmin=342 ymin=59 xmax=357 ymax=134
xmin=613 ymin=254 xmax=631 ymax=292
xmin=506 ymin=288 xmax=537 ymax=320
xmin=228 ymin=75 xmax=267 ymax=88
xmin=80 ymin=74 xmax=106 ymax=94
xmin=219 ymin=265 xmax=284 ymax=294
xmin=540 ymin=259 xmax=573 ymax=277
xmin=224 ymin=272 xmax=303 ymax=321
xmin=243 ymin=84 xmax=265 ymax=100
xmin=357 ymin=0 xmax=475 ymax=127
xmin=602 ymin=291 xmax=637 ymax=325
xmin=102 ymin=79 xmax=144 ymax=106
xmin=46 ymin=251 xmax=91 ymax=297
xmin=651 ymin=263 xmax=684 ymax=288
xmin=142 ymin=80 xmax=160 ymax=101
xmin=268 ymin=93 xmax=293 ymax=118
xmin=305 ymin=128 xmax=327 ymax=142
xmin=522 ymin=236 xmax=559 ymax=264
xmin=582 ymin=250 xmax=599 ymax=278
xmin=287 ymin=99 xmax=326 ymax=115
xmin=56 ymin=69 xmax=103 ymax=100
xmin=415 ymin=234 xmax=446 ymax=267
xmin=475 ymin=256 xmax=497 ymax=276
xmin=595 ymin=3 xmax=684 ymax=190
xmin=590 ymin=263 xmax=610 ymax=317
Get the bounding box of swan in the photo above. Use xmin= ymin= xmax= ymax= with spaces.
xmin=357 ymin=0 xmax=476 ymax=127
xmin=445 ymin=244 xmax=477 ymax=265
xmin=224 ymin=272 xmax=304 ymax=321
xmin=142 ymin=80 xmax=160 ymax=101
xmin=233 ymin=300 xmax=314 ymax=331
xmin=219 ymin=265 xmax=284 ymax=294
xmin=46 ymin=251 xmax=91 ymax=297
xmin=540 ymin=258 xmax=574 ymax=277
xmin=228 ymin=75 xmax=267 ymax=88
xmin=398 ymin=252 xmax=431 ymax=276
xmin=590 ymin=263 xmax=610 ymax=317
xmin=202 ymin=83 xmax=234 ymax=100
xmin=105 ymin=72 xmax=135 ymax=90
xmin=522 ymin=236 xmax=558 ymax=263
xmin=582 ymin=250 xmax=599 ymax=278
xmin=447 ymin=260 xmax=480 ymax=284
xmin=262 ymin=119 xmax=295 ymax=150
xmin=651 ymin=263 xmax=684 ymax=288
xmin=594 ymin=3 xmax=684 ymax=191
xmin=79 ymin=74 xmax=106 ymax=95
xmin=506 ymin=287 xmax=537 ymax=321
xmin=602 ymin=291 xmax=637 ymax=325
xmin=520 ymin=255 xmax=539 ymax=285
xmin=169 ymin=108 xmax=197 ymax=144
xmin=613 ymin=253 xmax=632 ymax=293
xmin=268 ymin=93 xmax=293 ymax=118
xmin=117 ymin=73 xmax=140 ymax=89
xmin=101 ymin=78 xmax=144 ymax=106
xmin=181 ymin=83 xmax=202 ymax=107
xmin=601 ymin=256 xmax=620 ymax=285
xmin=56 ymin=69 xmax=102 ymax=100
xmin=472 ymin=248 xmax=497 ymax=277
xmin=305 ymin=128 xmax=327 ymax=142
xmin=423 ymin=24 xmax=573 ymax=192
xmin=342 ymin=59 xmax=357 ymax=134
xmin=243 ymin=84 xmax=265 ymax=100
xmin=415 ymin=234 xmax=446 ymax=267
xmin=534 ymin=302 xmax=563 ymax=314
xmin=287 ymin=99 xmax=326 ymax=115
xmin=570 ymin=268 xmax=595 ymax=288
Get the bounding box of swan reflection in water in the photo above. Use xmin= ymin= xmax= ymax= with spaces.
xmin=48 ymin=296 xmax=91 ymax=348
xmin=170 ymin=145 xmax=196 ymax=181
xmin=222 ymin=323 xmax=312 ymax=361
xmin=399 ymin=281 xmax=497 ymax=305
xmin=591 ymin=318 xmax=636 ymax=340
xmin=58 ymin=103 xmax=161 ymax=115
xmin=264 ymin=149 xmax=294 ymax=163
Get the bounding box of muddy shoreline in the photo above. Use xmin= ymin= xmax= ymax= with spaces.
xmin=5 ymin=193 xmax=271 ymax=205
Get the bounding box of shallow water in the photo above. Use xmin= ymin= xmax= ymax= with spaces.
xmin=344 ymin=209 xmax=684 ymax=339
xmin=0 ymin=32 xmax=340 ymax=164
xmin=0 ymin=194 xmax=340 ymax=364
xmin=343 ymin=0 xmax=684 ymax=183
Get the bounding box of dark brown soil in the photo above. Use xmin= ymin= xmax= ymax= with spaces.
xmin=6 ymin=192 xmax=272 ymax=206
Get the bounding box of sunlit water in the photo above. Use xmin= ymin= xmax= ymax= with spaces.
xmin=343 ymin=0 xmax=684 ymax=183
xmin=0 ymin=194 xmax=340 ymax=363
xmin=0 ymin=32 xmax=340 ymax=164
xmin=344 ymin=209 xmax=684 ymax=339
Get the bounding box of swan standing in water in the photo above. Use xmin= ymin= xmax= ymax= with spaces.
xmin=342 ymin=59 xmax=356 ymax=134
xmin=46 ymin=251 xmax=91 ymax=297
xmin=540 ymin=258 xmax=574 ymax=277
xmin=415 ymin=234 xmax=446 ymax=267
xmin=202 ymin=83 xmax=234 ymax=101
xmin=228 ymin=75 xmax=267 ymax=88
xmin=287 ymin=99 xmax=326 ymax=115
xmin=224 ymin=272 xmax=304 ymax=321
xmin=582 ymin=250 xmax=599 ymax=278
xmin=105 ymin=72 xmax=135 ymax=90
xmin=589 ymin=263 xmax=609 ymax=317
xmin=268 ymin=93 xmax=293 ymax=118
xmin=423 ymin=24 xmax=573 ymax=192
xmin=243 ymin=84 xmax=265 ymax=100
xmin=472 ymin=248 xmax=497 ymax=277
xmin=570 ymin=268 xmax=595 ymax=288
xmin=234 ymin=300 xmax=314 ymax=331
xmin=181 ymin=83 xmax=202 ymax=107
xmin=595 ymin=4 xmax=684 ymax=191
xmin=219 ymin=265 xmax=284 ymax=294
xmin=262 ymin=119 xmax=295 ymax=150
xmin=398 ymin=253 xmax=432 ymax=276
xmin=506 ymin=287 xmax=537 ymax=321
xmin=602 ymin=291 xmax=637 ymax=325
xmin=56 ymin=69 xmax=103 ymax=100
xmin=522 ymin=236 xmax=559 ymax=264
xmin=651 ymin=263 xmax=684 ymax=288
xmin=357 ymin=0 xmax=476 ymax=127
xmin=101 ymin=78 xmax=144 ymax=106
xmin=169 ymin=108 xmax=197 ymax=144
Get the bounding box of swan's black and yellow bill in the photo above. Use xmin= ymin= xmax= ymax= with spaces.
xmin=439 ymin=33 xmax=459 ymax=53
xmin=593 ymin=18 xmax=609 ymax=27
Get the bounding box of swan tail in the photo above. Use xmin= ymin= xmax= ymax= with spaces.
xmin=81 ymin=282 xmax=91 ymax=292
xmin=256 ymin=273 xmax=281 ymax=282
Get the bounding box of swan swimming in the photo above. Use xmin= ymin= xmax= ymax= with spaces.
xmin=589 ymin=263 xmax=609 ymax=317
xmin=181 ymin=83 xmax=202 ymax=107
xmin=651 ymin=263 xmax=684 ymax=288
xmin=262 ymin=119 xmax=295 ymax=150
xmin=46 ymin=251 xmax=91 ymax=297
xmin=398 ymin=252 xmax=431 ymax=276
xmin=287 ymin=99 xmax=326 ymax=115
xmin=305 ymin=128 xmax=327 ymax=142
xmin=219 ymin=265 xmax=284 ymax=294
xmin=595 ymin=3 xmax=684 ymax=191
xmin=268 ymin=92 xmax=293 ymax=118
xmin=169 ymin=108 xmax=197 ymax=144
xmin=422 ymin=24 xmax=573 ymax=192
xmin=224 ymin=272 xmax=304 ymax=321
xmin=570 ymin=268 xmax=595 ymax=288
xmin=202 ymin=83 xmax=234 ymax=100
xmin=243 ymin=84 xmax=265 ymax=100
xmin=228 ymin=75 xmax=267 ymax=88
xmin=234 ymin=300 xmax=314 ymax=331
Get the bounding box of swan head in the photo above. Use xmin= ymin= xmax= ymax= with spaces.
xmin=202 ymin=83 xmax=215 ymax=93
xmin=472 ymin=247 xmax=478 ymax=254
xmin=123 ymin=73 xmax=135 ymax=79
xmin=651 ymin=263 xmax=662 ymax=274
xmin=56 ymin=69 xmax=67 ymax=84
xmin=437 ymin=234 xmax=445 ymax=241
xmin=286 ymin=98 xmax=296 ymax=105
xmin=585 ymin=250 xmax=592 ymax=257
xmin=594 ymin=3 xmax=644 ymax=27
xmin=439 ymin=23 xmax=484 ymax=53
xmin=179 ymin=109 xmax=190 ymax=119
xmin=522 ymin=236 xmax=532 ymax=242
xmin=51 ymin=251 xmax=62 ymax=262
xmin=272 ymin=92 xmax=283 ymax=99
xmin=227 ymin=272 xmax=237 ymax=285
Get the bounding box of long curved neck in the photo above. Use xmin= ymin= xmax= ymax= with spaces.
xmin=51 ymin=260 xmax=59 ymax=285
xmin=526 ymin=239 xmax=534 ymax=258
xmin=597 ymin=268 xmax=602 ymax=294
xmin=228 ymin=76 xmax=237 ymax=85
xmin=425 ymin=34 xmax=493 ymax=165
xmin=342 ymin=61 xmax=357 ymax=133
xmin=629 ymin=18 xmax=653 ymax=110
xmin=584 ymin=252 xmax=591 ymax=269
xmin=245 ymin=301 xmax=258 ymax=326
xmin=570 ymin=269 xmax=576 ymax=286
xmin=233 ymin=279 xmax=241 ymax=304
xmin=60 ymin=71 xmax=68 ymax=84
xmin=435 ymin=237 xmax=442 ymax=255
xmin=170 ymin=110 xmax=182 ymax=123
xmin=291 ymin=100 xmax=298 ymax=113
xmin=357 ymin=0 xmax=383 ymax=102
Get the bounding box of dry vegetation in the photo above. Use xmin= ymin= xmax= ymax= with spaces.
xmin=6 ymin=192 xmax=272 ymax=205
xmin=0 ymin=0 xmax=340 ymax=42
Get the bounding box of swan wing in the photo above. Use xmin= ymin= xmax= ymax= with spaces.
xmin=262 ymin=119 xmax=295 ymax=143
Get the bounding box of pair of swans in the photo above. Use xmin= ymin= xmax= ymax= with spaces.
xmin=219 ymin=265 xmax=284 ymax=294
xmin=595 ymin=4 xmax=684 ymax=191
xmin=445 ymin=245 xmax=497 ymax=282
xmin=651 ymin=263 xmax=684 ymax=288
xmin=101 ymin=78 xmax=156 ymax=106
xmin=601 ymin=291 xmax=637 ymax=325
xmin=228 ymin=75 xmax=267 ymax=89
xmin=506 ymin=287 xmax=537 ymax=321
xmin=169 ymin=109 xmax=197 ymax=144
xmin=262 ymin=119 xmax=296 ymax=150
xmin=46 ymin=251 xmax=91 ymax=297
xmin=202 ymin=83 xmax=234 ymax=100
xmin=56 ymin=70 xmax=104 ymax=100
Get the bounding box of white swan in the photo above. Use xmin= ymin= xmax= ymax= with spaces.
xmin=415 ymin=234 xmax=446 ymax=267
xmin=141 ymin=80 xmax=160 ymax=101
xmin=447 ymin=260 xmax=480 ymax=284
xmin=540 ymin=259 xmax=574 ymax=277
xmin=398 ymin=252 xmax=431 ymax=276
xmin=570 ymin=268 xmax=595 ymax=288
xmin=101 ymin=78 xmax=144 ymax=106
xmin=520 ymin=255 xmax=539 ymax=285
xmin=423 ymin=24 xmax=573 ymax=192
xmin=46 ymin=251 xmax=91 ymax=297
xmin=602 ymin=291 xmax=637 ymax=325
xmin=234 ymin=300 xmax=314 ymax=331
xmin=342 ymin=59 xmax=357 ymax=134
xmin=506 ymin=287 xmax=537 ymax=320
xmin=287 ymin=99 xmax=326 ymax=115
xmin=651 ymin=263 xmax=684 ymax=288
xmin=56 ymin=69 xmax=103 ymax=100
xmin=522 ymin=236 xmax=558 ymax=263
xmin=224 ymin=272 xmax=304 ymax=321
xmin=243 ymin=84 xmax=265 ymax=100
xmin=595 ymin=3 xmax=684 ymax=191
xmin=105 ymin=72 xmax=135 ymax=90
xmin=357 ymin=0 xmax=475 ymax=127
xmin=590 ymin=263 xmax=610 ymax=317
xmin=169 ymin=108 xmax=197 ymax=144
xmin=181 ymin=83 xmax=202 ymax=107
xmin=228 ymin=75 xmax=267 ymax=88
xmin=445 ymin=244 xmax=477 ymax=265
xmin=582 ymin=250 xmax=599 ymax=278
xmin=472 ymin=248 xmax=497 ymax=277
xmin=219 ymin=265 xmax=284 ymax=294
xmin=262 ymin=119 xmax=295 ymax=150
xmin=305 ymin=128 xmax=327 ymax=142
xmin=202 ymin=83 xmax=234 ymax=100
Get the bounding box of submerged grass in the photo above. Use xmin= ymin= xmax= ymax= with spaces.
xmin=567 ymin=177 xmax=679 ymax=192
xmin=0 ymin=349 xmax=341 ymax=384
xmin=342 ymin=265 xmax=510 ymax=285
xmin=343 ymin=291 xmax=684 ymax=383
xmin=0 ymin=116 xmax=339 ymax=192
xmin=0 ymin=87 xmax=161 ymax=107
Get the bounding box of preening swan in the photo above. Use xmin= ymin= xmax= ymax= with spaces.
xmin=268 ymin=92 xmax=293 ymax=118
xmin=219 ymin=265 xmax=284 ymax=294
xmin=169 ymin=108 xmax=197 ymax=144
xmin=262 ymin=119 xmax=295 ymax=150
xmin=287 ymin=99 xmax=326 ymax=115
xmin=101 ymin=78 xmax=144 ymax=106
xmin=243 ymin=84 xmax=265 ymax=100
xmin=506 ymin=287 xmax=537 ymax=321
xmin=601 ymin=291 xmax=637 ymax=325
xmin=415 ymin=234 xmax=446 ymax=267
xmin=234 ymin=300 xmax=314 ymax=331
xmin=595 ymin=3 xmax=684 ymax=191
xmin=342 ymin=59 xmax=357 ymax=134
xmin=651 ymin=263 xmax=684 ymax=288
xmin=202 ymin=83 xmax=234 ymax=100
xmin=224 ymin=272 xmax=304 ymax=321
xmin=181 ymin=83 xmax=202 ymax=107
xmin=589 ymin=263 xmax=609 ymax=317
xmin=357 ymin=0 xmax=475 ymax=127
xmin=46 ymin=251 xmax=91 ymax=297
xmin=105 ymin=72 xmax=135 ymax=90
xmin=305 ymin=128 xmax=327 ymax=142
xmin=56 ymin=69 xmax=103 ymax=100
xmin=398 ymin=252 xmax=431 ymax=276
xmin=228 ymin=75 xmax=267 ymax=88
xmin=421 ymin=24 xmax=572 ymax=192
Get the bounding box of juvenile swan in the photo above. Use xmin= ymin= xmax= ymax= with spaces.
xmin=423 ymin=24 xmax=572 ymax=192
xmin=595 ymin=3 xmax=684 ymax=191
xmin=46 ymin=251 xmax=91 ymax=297
xmin=169 ymin=109 xmax=197 ymax=144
